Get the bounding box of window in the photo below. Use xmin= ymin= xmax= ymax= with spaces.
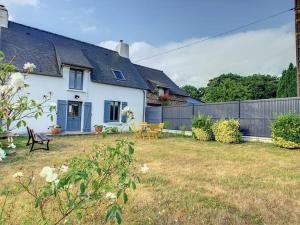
xmin=69 ymin=69 xmax=83 ymax=90
xmin=112 ymin=70 xmax=126 ymax=80
xmin=109 ymin=101 xmax=120 ymax=122
xmin=68 ymin=102 xmax=80 ymax=117
xmin=158 ymin=88 xmax=169 ymax=96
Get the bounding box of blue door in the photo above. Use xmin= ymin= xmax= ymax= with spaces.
xmin=67 ymin=101 xmax=82 ymax=131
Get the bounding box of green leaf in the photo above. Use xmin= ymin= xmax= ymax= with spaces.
xmin=123 ymin=192 xmax=128 ymax=204
xmin=116 ymin=211 xmax=122 ymax=224
xmin=80 ymin=183 xmax=86 ymax=194
xmin=128 ymin=145 xmax=134 ymax=155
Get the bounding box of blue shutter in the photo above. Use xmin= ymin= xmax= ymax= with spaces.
xmin=121 ymin=102 xmax=128 ymax=123
xmin=104 ymin=100 xmax=111 ymax=123
xmin=83 ymin=102 xmax=92 ymax=132
xmin=57 ymin=100 xmax=67 ymax=132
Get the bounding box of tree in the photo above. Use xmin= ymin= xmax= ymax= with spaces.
xmin=181 ymin=85 xmax=204 ymax=100
xmin=0 ymin=52 xmax=55 ymax=158
xmin=203 ymin=74 xmax=248 ymax=102
xmin=203 ymin=73 xmax=279 ymax=102
xmin=277 ymin=63 xmax=297 ymax=98
xmin=244 ymin=74 xmax=278 ymax=100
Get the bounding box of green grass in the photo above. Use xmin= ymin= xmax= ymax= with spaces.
xmin=0 ymin=134 xmax=300 ymax=224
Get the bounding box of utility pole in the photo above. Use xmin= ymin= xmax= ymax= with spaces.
xmin=295 ymin=0 xmax=300 ymax=96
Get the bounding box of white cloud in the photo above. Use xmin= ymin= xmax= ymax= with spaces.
xmin=0 ymin=0 xmax=40 ymax=7
xmin=80 ymin=24 xmax=97 ymax=33
xmin=99 ymin=24 xmax=295 ymax=87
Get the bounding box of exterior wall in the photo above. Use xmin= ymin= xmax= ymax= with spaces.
xmin=15 ymin=66 xmax=145 ymax=134
xmin=146 ymin=88 xmax=187 ymax=106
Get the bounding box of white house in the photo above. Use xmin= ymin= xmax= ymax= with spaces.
xmin=0 ymin=5 xmax=187 ymax=134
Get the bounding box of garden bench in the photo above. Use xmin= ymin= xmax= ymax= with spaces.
xmin=26 ymin=127 xmax=52 ymax=152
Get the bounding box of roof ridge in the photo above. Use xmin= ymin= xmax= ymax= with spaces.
xmin=9 ymin=21 xmax=117 ymax=54
xmin=134 ymin=63 xmax=164 ymax=72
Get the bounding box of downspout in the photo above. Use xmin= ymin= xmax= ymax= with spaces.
xmin=143 ymin=90 xmax=147 ymax=122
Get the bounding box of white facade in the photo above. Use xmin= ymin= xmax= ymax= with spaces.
xmin=15 ymin=66 xmax=145 ymax=134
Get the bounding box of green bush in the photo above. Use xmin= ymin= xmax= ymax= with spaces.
xmin=192 ymin=115 xmax=213 ymax=141
xmin=212 ymin=119 xmax=242 ymax=143
xmin=272 ymin=112 xmax=300 ymax=149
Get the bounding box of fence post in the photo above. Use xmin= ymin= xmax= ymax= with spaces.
xmin=238 ymin=100 xmax=241 ymax=121
xmin=161 ymin=106 xmax=163 ymax=123
xmin=192 ymin=104 xmax=195 ymax=118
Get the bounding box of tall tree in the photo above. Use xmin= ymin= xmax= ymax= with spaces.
xmin=277 ymin=63 xmax=297 ymax=98
xmin=203 ymin=73 xmax=279 ymax=102
xmin=181 ymin=85 xmax=204 ymax=100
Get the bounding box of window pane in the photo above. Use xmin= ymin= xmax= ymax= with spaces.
xmin=114 ymin=102 xmax=119 ymax=121
xmin=68 ymin=102 xmax=79 ymax=116
xmin=76 ymin=72 xmax=83 ymax=90
xmin=112 ymin=70 xmax=125 ymax=80
xmin=110 ymin=102 xmax=114 ymax=121
xmin=69 ymin=70 xmax=76 ymax=89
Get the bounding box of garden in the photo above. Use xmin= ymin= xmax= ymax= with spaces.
xmin=1 ymin=134 xmax=300 ymax=225
xmin=1 ymin=54 xmax=300 ymax=225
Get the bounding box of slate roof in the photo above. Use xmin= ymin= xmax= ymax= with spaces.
xmin=134 ymin=64 xmax=188 ymax=96
xmin=1 ymin=21 xmax=186 ymax=95
xmin=1 ymin=21 xmax=149 ymax=90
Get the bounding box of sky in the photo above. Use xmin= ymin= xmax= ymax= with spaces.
xmin=1 ymin=0 xmax=296 ymax=87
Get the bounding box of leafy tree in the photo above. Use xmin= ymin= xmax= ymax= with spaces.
xmin=181 ymin=85 xmax=204 ymax=100
xmin=277 ymin=63 xmax=297 ymax=98
xmin=244 ymin=74 xmax=278 ymax=100
xmin=203 ymin=74 xmax=248 ymax=102
xmin=203 ymin=73 xmax=279 ymax=102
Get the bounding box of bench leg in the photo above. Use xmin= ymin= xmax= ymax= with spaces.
xmin=26 ymin=137 xmax=31 ymax=146
xmin=30 ymin=142 xmax=35 ymax=152
xmin=46 ymin=141 xmax=50 ymax=151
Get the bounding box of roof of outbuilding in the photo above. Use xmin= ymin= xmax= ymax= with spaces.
xmin=134 ymin=64 xmax=188 ymax=96
xmin=1 ymin=21 xmax=149 ymax=90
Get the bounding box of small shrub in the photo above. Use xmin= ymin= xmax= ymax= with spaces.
xmin=212 ymin=119 xmax=241 ymax=143
xmin=192 ymin=115 xmax=213 ymax=141
xmin=272 ymin=113 xmax=300 ymax=149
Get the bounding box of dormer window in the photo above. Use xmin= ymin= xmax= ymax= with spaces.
xmin=158 ymin=87 xmax=169 ymax=96
xmin=112 ymin=70 xmax=126 ymax=81
xmin=69 ymin=69 xmax=83 ymax=90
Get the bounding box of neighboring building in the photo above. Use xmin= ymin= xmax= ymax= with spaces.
xmin=186 ymin=97 xmax=204 ymax=105
xmin=0 ymin=6 xmax=187 ymax=133
xmin=135 ymin=65 xmax=188 ymax=106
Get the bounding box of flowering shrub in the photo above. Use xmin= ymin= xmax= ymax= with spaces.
xmin=212 ymin=119 xmax=242 ymax=143
xmin=272 ymin=113 xmax=300 ymax=149
xmin=192 ymin=115 xmax=213 ymax=141
xmin=12 ymin=139 xmax=144 ymax=224
xmin=0 ymin=52 xmax=55 ymax=158
xmin=159 ymin=94 xmax=171 ymax=101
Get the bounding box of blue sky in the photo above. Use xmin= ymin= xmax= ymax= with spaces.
xmin=1 ymin=0 xmax=296 ymax=86
xmin=3 ymin=0 xmax=294 ymax=45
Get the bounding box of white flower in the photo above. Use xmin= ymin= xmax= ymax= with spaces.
xmin=140 ymin=164 xmax=149 ymax=174
xmin=40 ymin=166 xmax=58 ymax=183
xmin=8 ymin=143 xmax=16 ymax=149
xmin=23 ymin=62 xmax=36 ymax=72
xmin=49 ymin=102 xmax=56 ymax=108
xmin=0 ymin=85 xmax=11 ymax=94
xmin=10 ymin=72 xmax=27 ymax=89
xmin=60 ymin=165 xmax=69 ymax=173
xmin=0 ymin=148 xmax=6 ymax=161
xmin=13 ymin=172 xmax=24 ymax=178
xmin=105 ymin=192 xmax=116 ymax=200
xmin=54 ymin=179 xmax=60 ymax=186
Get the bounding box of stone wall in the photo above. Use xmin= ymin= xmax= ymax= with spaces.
xmin=146 ymin=91 xmax=186 ymax=106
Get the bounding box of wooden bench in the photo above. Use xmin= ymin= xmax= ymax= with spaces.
xmin=26 ymin=127 xmax=52 ymax=152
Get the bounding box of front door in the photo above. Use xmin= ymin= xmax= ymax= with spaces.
xmin=67 ymin=101 xmax=82 ymax=131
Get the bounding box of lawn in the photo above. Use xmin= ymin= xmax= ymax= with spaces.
xmin=1 ymin=134 xmax=300 ymax=225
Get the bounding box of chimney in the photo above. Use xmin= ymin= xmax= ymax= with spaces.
xmin=116 ymin=40 xmax=129 ymax=58
xmin=0 ymin=5 xmax=8 ymax=28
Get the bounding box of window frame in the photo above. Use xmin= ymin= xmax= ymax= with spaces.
xmin=69 ymin=69 xmax=83 ymax=90
xmin=109 ymin=101 xmax=121 ymax=122
xmin=112 ymin=69 xmax=126 ymax=81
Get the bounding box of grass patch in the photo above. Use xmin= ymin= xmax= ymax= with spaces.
xmin=0 ymin=134 xmax=300 ymax=224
